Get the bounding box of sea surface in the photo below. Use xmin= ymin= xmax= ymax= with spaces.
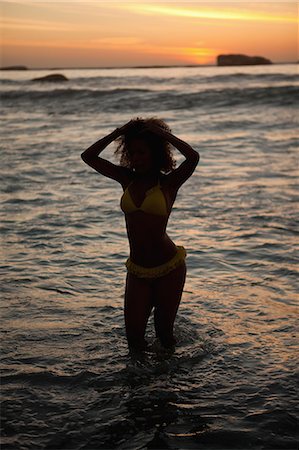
xmin=1 ymin=64 xmax=298 ymax=450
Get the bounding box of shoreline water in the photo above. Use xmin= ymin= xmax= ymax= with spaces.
xmin=1 ymin=64 xmax=298 ymax=449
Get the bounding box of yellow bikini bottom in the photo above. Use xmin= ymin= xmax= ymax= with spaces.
xmin=125 ymin=246 xmax=186 ymax=279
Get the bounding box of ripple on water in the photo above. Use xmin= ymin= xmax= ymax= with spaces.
xmin=2 ymin=65 xmax=298 ymax=449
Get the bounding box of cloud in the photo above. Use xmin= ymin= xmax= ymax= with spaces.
xmin=122 ymin=3 xmax=298 ymax=24
xmin=88 ymin=37 xmax=144 ymax=48
xmin=1 ymin=17 xmax=75 ymax=31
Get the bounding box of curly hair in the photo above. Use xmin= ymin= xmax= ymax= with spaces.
xmin=114 ymin=117 xmax=176 ymax=174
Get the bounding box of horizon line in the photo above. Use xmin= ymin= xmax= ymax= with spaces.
xmin=1 ymin=61 xmax=298 ymax=71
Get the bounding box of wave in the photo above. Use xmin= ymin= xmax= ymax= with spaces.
xmin=1 ymin=71 xmax=298 ymax=86
xmin=194 ymin=72 xmax=299 ymax=84
xmin=65 ymin=72 xmax=299 ymax=86
xmin=0 ymin=87 xmax=151 ymax=100
xmin=1 ymin=85 xmax=298 ymax=109
xmin=155 ymin=85 xmax=299 ymax=108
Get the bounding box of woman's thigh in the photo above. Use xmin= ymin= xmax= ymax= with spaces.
xmin=124 ymin=273 xmax=153 ymax=340
xmin=153 ymin=262 xmax=186 ymax=332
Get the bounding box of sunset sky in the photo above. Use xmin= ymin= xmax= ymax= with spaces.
xmin=1 ymin=1 xmax=298 ymax=68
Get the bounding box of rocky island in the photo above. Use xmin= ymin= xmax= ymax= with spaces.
xmin=32 ymin=74 xmax=69 ymax=82
xmin=217 ymin=54 xmax=272 ymax=66
xmin=1 ymin=65 xmax=28 ymax=70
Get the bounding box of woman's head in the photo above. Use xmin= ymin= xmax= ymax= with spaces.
xmin=115 ymin=117 xmax=176 ymax=174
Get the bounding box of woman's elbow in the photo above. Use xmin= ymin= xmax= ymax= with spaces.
xmin=191 ymin=150 xmax=200 ymax=165
xmin=186 ymin=144 xmax=200 ymax=163
xmin=81 ymin=150 xmax=90 ymax=164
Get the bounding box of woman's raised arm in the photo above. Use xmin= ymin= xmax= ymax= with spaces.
xmin=81 ymin=122 xmax=132 ymax=185
xmin=145 ymin=122 xmax=200 ymax=188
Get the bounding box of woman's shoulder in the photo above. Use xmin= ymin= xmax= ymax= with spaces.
xmin=121 ymin=168 xmax=135 ymax=189
xmin=159 ymin=171 xmax=176 ymax=188
xmin=159 ymin=172 xmax=177 ymax=195
xmin=159 ymin=173 xmax=168 ymax=183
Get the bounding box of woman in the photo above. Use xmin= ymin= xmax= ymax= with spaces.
xmin=81 ymin=118 xmax=199 ymax=352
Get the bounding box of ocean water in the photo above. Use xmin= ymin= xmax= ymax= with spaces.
xmin=1 ymin=64 xmax=298 ymax=450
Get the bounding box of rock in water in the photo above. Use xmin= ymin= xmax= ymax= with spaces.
xmin=32 ymin=74 xmax=68 ymax=82
xmin=1 ymin=65 xmax=28 ymax=70
xmin=217 ymin=54 xmax=272 ymax=66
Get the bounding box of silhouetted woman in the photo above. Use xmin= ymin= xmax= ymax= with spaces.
xmin=81 ymin=118 xmax=199 ymax=351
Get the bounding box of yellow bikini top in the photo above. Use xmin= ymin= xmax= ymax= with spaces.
xmin=120 ymin=181 xmax=168 ymax=216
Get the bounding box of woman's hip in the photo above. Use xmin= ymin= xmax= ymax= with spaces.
xmin=125 ymin=246 xmax=186 ymax=279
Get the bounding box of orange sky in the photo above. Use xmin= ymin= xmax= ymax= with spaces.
xmin=1 ymin=1 xmax=298 ymax=68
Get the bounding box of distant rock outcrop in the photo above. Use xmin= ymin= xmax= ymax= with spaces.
xmin=217 ymin=54 xmax=272 ymax=66
xmin=1 ymin=65 xmax=28 ymax=70
xmin=32 ymin=74 xmax=68 ymax=82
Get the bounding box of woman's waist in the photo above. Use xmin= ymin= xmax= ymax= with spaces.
xmin=128 ymin=236 xmax=178 ymax=267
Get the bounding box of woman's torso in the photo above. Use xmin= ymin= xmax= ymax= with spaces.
xmin=121 ymin=174 xmax=178 ymax=267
